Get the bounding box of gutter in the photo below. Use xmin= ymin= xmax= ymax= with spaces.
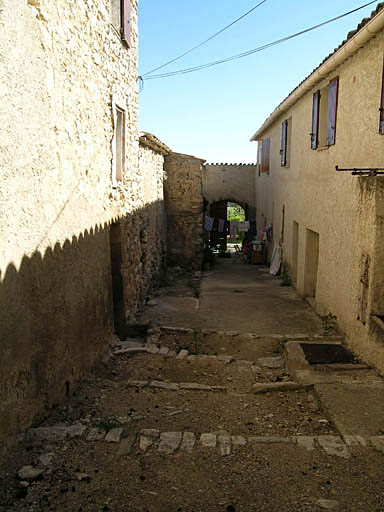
xmin=250 ymin=8 xmax=384 ymax=141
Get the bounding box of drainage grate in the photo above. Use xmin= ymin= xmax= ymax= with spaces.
xmin=300 ymin=343 xmax=358 ymax=364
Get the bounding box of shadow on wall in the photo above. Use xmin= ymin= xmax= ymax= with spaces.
xmin=0 ymin=201 xmax=167 ymax=458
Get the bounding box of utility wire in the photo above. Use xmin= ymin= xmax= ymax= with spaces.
xmin=143 ymin=0 xmax=377 ymax=80
xmin=142 ymin=0 xmax=268 ymax=77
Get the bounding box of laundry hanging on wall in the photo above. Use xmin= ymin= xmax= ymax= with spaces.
xmin=204 ymin=215 xmax=214 ymax=231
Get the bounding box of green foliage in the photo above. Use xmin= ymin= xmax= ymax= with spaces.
xmin=321 ymin=313 xmax=338 ymax=336
xmin=227 ymin=203 xmax=245 ymax=222
xmin=96 ymin=414 xmax=121 ymax=430
xmin=280 ymin=271 xmax=292 ymax=286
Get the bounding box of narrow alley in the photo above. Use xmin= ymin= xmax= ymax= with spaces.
xmin=2 ymin=262 xmax=384 ymax=512
xmin=2 ymin=2 xmax=384 ymax=511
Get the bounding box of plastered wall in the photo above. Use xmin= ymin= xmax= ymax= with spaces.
xmin=202 ymin=164 xmax=257 ymax=214
xmin=254 ymin=30 xmax=384 ymax=372
xmin=0 ymin=0 xmax=170 ymax=456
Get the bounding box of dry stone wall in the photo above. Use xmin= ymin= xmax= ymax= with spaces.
xmin=164 ymin=153 xmax=205 ymax=269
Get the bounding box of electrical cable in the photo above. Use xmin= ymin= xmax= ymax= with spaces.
xmin=143 ymin=0 xmax=377 ymax=80
xmin=142 ymin=0 xmax=268 ymax=77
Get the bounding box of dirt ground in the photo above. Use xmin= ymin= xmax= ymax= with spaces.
xmin=2 ymin=263 xmax=384 ymax=512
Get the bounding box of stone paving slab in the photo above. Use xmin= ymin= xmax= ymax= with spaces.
xmin=314 ymin=382 xmax=384 ymax=436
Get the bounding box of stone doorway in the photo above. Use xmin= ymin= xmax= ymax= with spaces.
xmin=304 ymin=228 xmax=319 ymax=302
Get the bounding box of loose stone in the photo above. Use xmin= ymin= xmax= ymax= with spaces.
xmin=187 ymin=355 xmax=197 ymax=362
xmin=25 ymin=424 xmax=86 ymax=442
xmin=343 ymin=435 xmax=367 ymax=447
xmin=167 ymin=350 xmax=177 ymax=358
xmin=217 ymin=355 xmax=234 ymax=364
xmin=139 ymin=429 xmax=160 ymax=452
xmin=38 ymin=453 xmax=54 ymax=466
xmin=17 ymin=466 xmax=44 ymax=482
xmin=296 ymin=436 xmax=315 ymax=451
xmin=105 ymin=428 xmax=123 ymax=443
xmin=317 ymin=436 xmax=350 ymax=459
xmin=180 ymin=383 xmax=212 ymax=391
xmin=251 ymin=382 xmax=305 ymax=394
xmin=218 ymin=434 xmax=231 ymax=456
xmin=211 ymin=386 xmax=227 ymax=393
xmin=146 ymin=345 xmax=159 ymax=354
xmin=370 ymin=436 xmax=384 ymax=452
xmin=158 ymin=432 xmax=182 ymax=454
xmin=117 ymin=435 xmax=137 ymax=457
xmin=232 ymin=435 xmax=247 ymax=446
xmin=126 ymin=380 xmax=148 ymax=388
xmin=114 ymin=347 xmax=147 ymax=355
xmin=86 ymin=428 xmax=107 ymax=441
xmin=200 ymin=433 xmax=217 ymax=448
xmin=159 ymin=347 xmax=169 ymax=356
xmin=117 ymin=340 xmax=145 ymax=349
xmin=177 ymin=349 xmax=189 ymax=360
xmin=180 ymin=432 xmax=196 ymax=453
xmin=316 ymin=498 xmax=340 ymax=510
xmin=76 ymin=473 xmax=91 ymax=482
xmin=150 ymin=380 xmax=179 ymax=391
xmin=248 ymin=436 xmax=294 ymax=444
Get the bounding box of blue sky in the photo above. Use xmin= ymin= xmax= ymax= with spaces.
xmin=138 ymin=1 xmax=379 ymax=163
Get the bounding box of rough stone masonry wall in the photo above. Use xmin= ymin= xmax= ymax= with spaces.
xmin=164 ymin=153 xmax=205 ymax=269
xmin=134 ymin=141 xmax=169 ymax=309
xmin=0 ymin=0 xmax=141 ymax=456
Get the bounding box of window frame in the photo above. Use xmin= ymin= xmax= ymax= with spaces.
xmin=111 ymin=0 xmax=132 ymax=48
xmin=260 ymin=138 xmax=270 ymax=174
xmin=112 ymin=100 xmax=126 ymax=184
xmin=311 ymin=77 xmax=339 ymax=149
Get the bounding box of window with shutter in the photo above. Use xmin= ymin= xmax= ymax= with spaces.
xmin=261 ymin=138 xmax=270 ymax=174
xmin=380 ymin=55 xmax=384 ymax=135
xmin=110 ymin=0 xmax=131 ymax=47
xmin=311 ymin=77 xmax=339 ymax=149
xmin=326 ymin=77 xmax=339 ymax=146
xmin=311 ymin=91 xmax=320 ymax=150
xmin=121 ymin=0 xmax=132 ymax=47
xmin=280 ymin=120 xmax=288 ymax=166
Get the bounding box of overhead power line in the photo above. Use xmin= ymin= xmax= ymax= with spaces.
xmin=142 ymin=0 xmax=268 ymax=77
xmin=142 ymin=0 xmax=377 ymax=80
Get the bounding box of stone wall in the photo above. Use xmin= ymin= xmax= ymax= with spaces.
xmin=164 ymin=153 xmax=206 ymax=269
xmin=0 ymin=0 xmax=145 ymax=455
xmin=202 ymin=163 xmax=257 ymax=218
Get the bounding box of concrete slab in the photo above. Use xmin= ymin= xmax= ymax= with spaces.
xmin=315 ymin=382 xmax=384 ymax=436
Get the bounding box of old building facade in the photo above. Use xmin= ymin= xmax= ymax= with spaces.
xmin=252 ymin=5 xmax=384 ymax=371
xmin=0 ymin=0 xmax=171 ymax=455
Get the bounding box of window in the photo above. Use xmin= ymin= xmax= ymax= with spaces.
xmin=111 ymin=0 xmax=132 ymax=47
xmin=380 ymin=55 xmax=384 ymax=135
xmin=280 ymin=118 xmax=291 ymax=167
xmin=113 ymin=106 xmax=125 ymax=182
xmin=260 ymin=138 xmax=270 ymax=174
xmin=311 ymin=77 xmax=339 ymax=149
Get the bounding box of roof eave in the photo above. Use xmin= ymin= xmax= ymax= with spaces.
xmin=250 ymin=7 xmax=384 ymax=141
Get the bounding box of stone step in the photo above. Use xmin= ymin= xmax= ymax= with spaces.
xmin=116 ymin=343 xmax=286 ymax=372
xmin=125 ymin=380 xmax=227 ymax=393
xmin=154 ymin=325 xmax=344 ymax=342
xmin=97 ymin=430 xmax=383 ymax=459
